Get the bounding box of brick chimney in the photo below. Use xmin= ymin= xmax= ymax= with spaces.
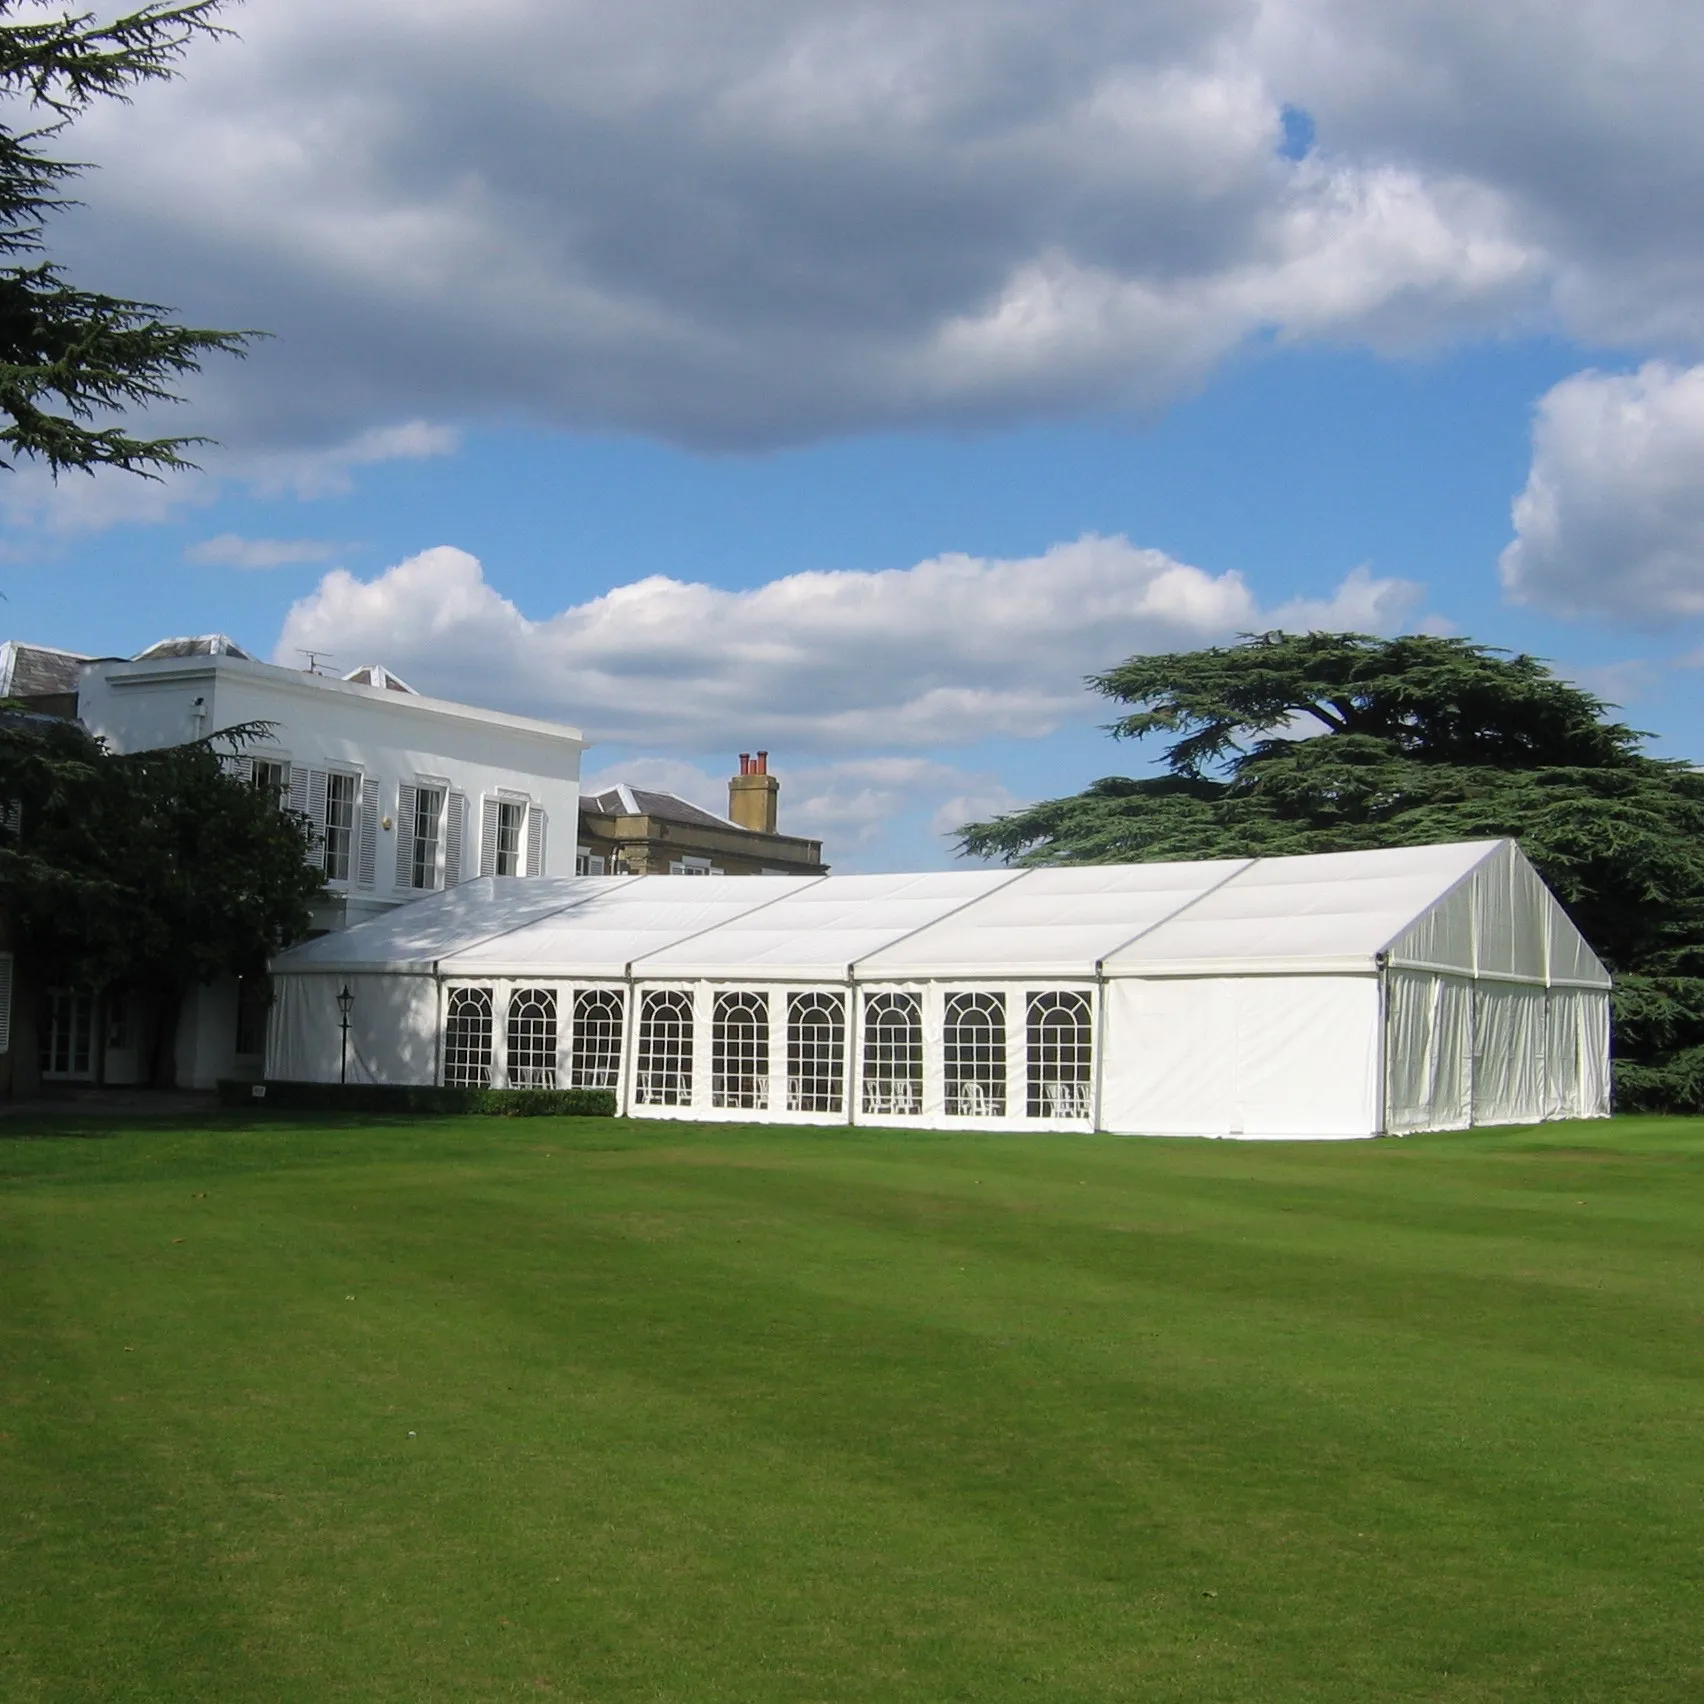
xmin=729 ymin=751 xmax=780 ymax=834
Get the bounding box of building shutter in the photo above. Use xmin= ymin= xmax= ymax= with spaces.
xmin=306 ymin=769 xmax=329 ymax=870
xmin=444 ymin=791 xmax=466 ymax=887
xmin=479 ymin=796 xmax=500 ymax=878
xmin=395 ymin=783 xmax=417 ymax=890
xmin=356 ymin=777 xmax=379 ymax=889
xmin=289 ymin=764 xmax=309 ymax=817
xmin=525 ymin=807 xmax=547 ymax=876
xmin=0 ymin=951 xmax=12 ymax=1054
xmin=226 ymin=754 xmax=253 ymax=783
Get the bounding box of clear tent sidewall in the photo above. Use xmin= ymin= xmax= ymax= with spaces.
xmin=410 ymin=974 xmax=1105 ymax=1132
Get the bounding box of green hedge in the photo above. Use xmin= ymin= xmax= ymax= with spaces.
xmin=217 ymin=1080 xmax=618 ymax=1118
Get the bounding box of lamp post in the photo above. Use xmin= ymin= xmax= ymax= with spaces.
xmin=336 ymin=983 xmax=354 ymax=1085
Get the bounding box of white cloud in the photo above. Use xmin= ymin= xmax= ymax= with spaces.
xmin=244 ymin=422 xmax=460 ymax=500
xmin=1500 ymin=362 xmax=1704 ymax=618
xmin=35 ymin=0 xmax=1596 ymax=458
xmin=185 ymin=533 xmax=344 ymax=569
xmin=0 ymin=418 xmax=456 ymax=535
xmin=276 ymin=535 xmax=1426 ymax=751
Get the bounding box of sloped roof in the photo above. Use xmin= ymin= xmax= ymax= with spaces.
xmin=635 ymin=870 xmax=1019 ymax=979
xmin=272 ymin=841 xmax=1609 ymax=989
xmin=133 ymin=634 xmax=255 ymax=661
xmin=581 ymin=785 xmax=740 ymax=832
xmin=0 ymin=640 xmax=93 ymax=699
xmin=854 ymin=861 xmax=1252 ymax=980
xmin=343 ymin=664 xmax=418 ymax=693
xmin=1102 ymin=843 xmax=1496 ymax=977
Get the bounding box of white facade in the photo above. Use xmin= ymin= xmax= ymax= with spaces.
xmin=265 ymin=841 xmax=1613 ymax=1138
xmin=74 ymin=643 xmax=585 ymax=1089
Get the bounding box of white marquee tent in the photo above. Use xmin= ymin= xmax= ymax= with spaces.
xmin=266 ymin=839 xmax=1611 ymax=1138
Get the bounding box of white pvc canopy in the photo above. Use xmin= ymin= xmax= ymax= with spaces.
xmin=267 ymin=840 xmax=1611 ymax=1137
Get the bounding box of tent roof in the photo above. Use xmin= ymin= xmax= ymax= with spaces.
xmin=633 ymin=869 xmax=1020 ymax=979
xmin=269 ymin=877 xmax=626 ymax=974
xmin=269 ymin=840 xmax=1608 ymax=987
xmin=1102 ymin=842 xmax=1499 ymax=978
xmin=850 ymin=861 xmax=1255 ymax=979
xmin=440 ymin=874 xmax=822 ymax=978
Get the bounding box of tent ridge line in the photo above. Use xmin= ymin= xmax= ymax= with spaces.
xmin=845 ymin=866 xmax=1030 ymax=977
xmin=1092 ymin=856 xmax=1257 ymax=974
xmin=622 ymin=873 xmax=833 ymax=978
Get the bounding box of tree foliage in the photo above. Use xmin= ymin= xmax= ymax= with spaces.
xmin=0 ymin=710 xmax=321 ymax=1082
xmin=0 ymin=1 xmax=250 ymax=477
xmin=958 ymin=632 xmax=1704 ymax=1110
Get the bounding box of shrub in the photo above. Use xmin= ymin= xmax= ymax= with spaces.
xmin=216 ymin=1081 xmax=618 ymax=1118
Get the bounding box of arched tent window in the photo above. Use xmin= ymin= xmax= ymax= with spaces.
xmin=861 ymin=991 xmax=922 ymax=1115
xmin=787 ymin=992 xmax=845 ymax=1113
xmin=636 ymin=990 xmax=693 ymax=1106
xmin=944 ymin=991 xmax=1006 ymax=1117
xmin=1026 ymin=991 xmax=1092 ymax=1119
xmin=444 ymin=986 xmax=493 ymax=1087
xmin=712 ymin=990 xmax=769 ymax=1110
xmin=506 ymin=987 xmax=557 ymax=1088
xmin=571 ymin=988 xmax=625 ymax=1090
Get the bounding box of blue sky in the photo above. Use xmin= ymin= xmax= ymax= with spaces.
xmin=7 ymin=1 xmax=1704 ymax=869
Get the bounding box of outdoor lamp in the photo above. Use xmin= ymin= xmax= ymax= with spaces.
xmin=337 ymin=983 xmax=355 ymax=1085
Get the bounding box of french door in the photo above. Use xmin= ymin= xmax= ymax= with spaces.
xmin=40 ymin=989 xmax=95 ymax=1080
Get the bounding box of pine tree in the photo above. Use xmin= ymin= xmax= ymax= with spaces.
xmin=0 ymin=2 xmax=249 ymax=477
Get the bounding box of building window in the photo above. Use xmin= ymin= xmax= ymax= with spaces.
xmin=575 ymin=850 xmax=607 ymax=875
xmin=506 ymin=987 xmax=557 ymax=1088
xmin=1026 ymin=991 xmax=1092 ymax=1119
xmin=443 ymin=987 xmax=494 ymax=1087
xmin=712 ymin=991 xmax=768 ymax=1110
xmin=570 ymin=989 xmax=624 ymax=1089
xmin=412 ymin=787 xmax=444 ymax=889
xmin=495 ymin=799 xmax=526 ymax=876
xmin=787 ymin=992 xmax=844 ymax=1113
xmin=669 ymin=855 xmax=721 ymax=876
xmin=323 ymin=771 xmax=359 ymax=883
xmin=635 ymin=990 xmax=692 ymax=1106
xmin=235 ymin=976 xmax=272 ymax=1057
xmin=39 ymin=989 xmax=94 ymax=1080
xmin=252 ymin=759 xmax=289 ymax=804
xmin=944 ymin=991 xmax=1006 ymax=1118
xmin=861 ymin=991 xmax=922 ymax=1115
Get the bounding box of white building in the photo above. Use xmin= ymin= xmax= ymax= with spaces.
xmin=265 ymin=839 xmax=1612 ymax=1138
xmin=15 ymin=634 xmax=585 ymax=1091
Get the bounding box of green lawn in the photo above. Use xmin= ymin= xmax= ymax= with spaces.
xmin=3 ymin=1113 xmax=1702 ymax=1703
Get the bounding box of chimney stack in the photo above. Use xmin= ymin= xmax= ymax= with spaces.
xmin=729 ymin=750 xmax=779 ymax=834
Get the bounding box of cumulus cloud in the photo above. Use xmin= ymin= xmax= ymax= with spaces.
xmin=37 ymin=0 xmax=1602 ymax=460
xmin=185 ymin=533 xmax=345 ymax=569
xmin=1500 ymin=363 xmax=1704 ymax=618
xmin=276 ymin=535 xmax=1425 ymax=750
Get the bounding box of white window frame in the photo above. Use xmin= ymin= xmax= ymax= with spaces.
xmin=669 ymin=855 xmax=721 ymax=876
xmin=321 ymin=768 xmax=361 ymax=886
xmin=409 ymin=779 xmax=448 ymax=891
xmin=251 ymin=756 xmax=291 ymax=806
